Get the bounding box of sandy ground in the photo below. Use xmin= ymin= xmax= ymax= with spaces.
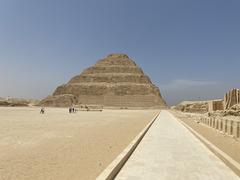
xmin=171 ymin=110 xmax=240 ymax=175
xmin=0 ymin=107 xmax=159 ymax=180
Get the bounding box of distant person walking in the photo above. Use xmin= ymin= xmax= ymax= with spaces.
xmin=72 ymin=106 xmax=76 ymax=113
xmin=40 ymin=107 xmax=45 ymax=114
xmin=69 ymin=107 xmax=72 ymax=113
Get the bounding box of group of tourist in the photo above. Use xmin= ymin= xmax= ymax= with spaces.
xmin=39 ymin=106 xmax=77 ymax=114
xmin=69 ymin=106 xmax=76 ymax=113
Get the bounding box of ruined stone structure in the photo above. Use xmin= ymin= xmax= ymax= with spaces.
xmin=224 ymin=88 xmax=240 ymax=110
xmin=224 ymin=104 xmax=240 ymax=116
xmin=174 ymin=101 xmax=209 ymax=113
xmin=208 ymin=89 xmax=240 ymax=113
xmin=208 ymin=99 xmax=224 ymax=112
xmin=40 ymin=54 xmax=167 ymax=108
xmin=173 ymin=89 xmax=240 ymax=116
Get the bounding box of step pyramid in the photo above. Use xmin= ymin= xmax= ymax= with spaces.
xmin=40 ymin=54 xmax=167 ymax=108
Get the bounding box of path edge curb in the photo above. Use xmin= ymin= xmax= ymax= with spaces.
xmin=169 ymin=111 xmax=240 ymax=177
xmin=96 ymin=111 xmax=160 ymax=180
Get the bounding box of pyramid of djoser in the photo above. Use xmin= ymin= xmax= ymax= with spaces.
xmin=40 ymin=54 xmax=167 ymax=108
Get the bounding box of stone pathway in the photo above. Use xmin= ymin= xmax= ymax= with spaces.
xmin=115 ymin=110 xmax=239 ymax=180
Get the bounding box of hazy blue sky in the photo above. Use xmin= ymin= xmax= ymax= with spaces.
xmin=0 ymin=0 xmax=239 ymax=105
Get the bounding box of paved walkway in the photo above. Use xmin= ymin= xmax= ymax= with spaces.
xmin=116 ymin=110 xmax=239 ymax=180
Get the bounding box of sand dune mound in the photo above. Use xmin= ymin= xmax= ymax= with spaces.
xmin=0 ymin=98 xmax=39 ymax=107
xmin=40 ymin=53 xmax=167 ymax=108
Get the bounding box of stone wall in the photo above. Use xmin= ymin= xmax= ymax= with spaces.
xmin=184 ymin=113 xmax=240 ymax=139
xmin=208 ymin=99 xmax=224 ymax=112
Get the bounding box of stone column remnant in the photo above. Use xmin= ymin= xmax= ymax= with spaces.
xmin=224 ymin=88 xmax=240 ymax=110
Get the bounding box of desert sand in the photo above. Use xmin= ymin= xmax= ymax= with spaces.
xmin=0 ymin=107 xmax=159 ymax=180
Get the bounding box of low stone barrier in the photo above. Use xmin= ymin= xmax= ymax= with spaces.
xmin=96 ymin=112 xmax=160 ymax=180
xmin=187 ymin=114 xmax=240 ymax=140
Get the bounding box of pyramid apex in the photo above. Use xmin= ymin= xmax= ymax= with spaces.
xmin=106 ymin=53 xmax=129 ymax=59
